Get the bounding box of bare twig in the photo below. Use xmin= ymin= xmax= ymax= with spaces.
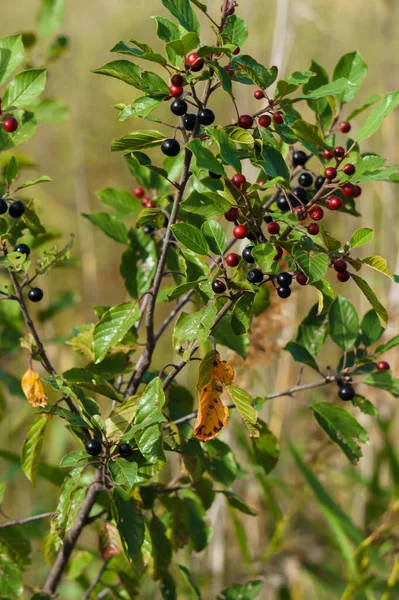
xmin=0 ymin=512 xmax=53 ymax=529
xmin=82 ymin=558 xmax=111 ymax=600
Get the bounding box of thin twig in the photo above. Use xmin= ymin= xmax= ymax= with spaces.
xmin=82 ymin=558 xmax=110 ymax=600
xmin=0 ymin=512 xmax=53 ymax=529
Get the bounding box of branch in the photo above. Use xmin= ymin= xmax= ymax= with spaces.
xmin=0 ymin=511 xmax=53 ymax=529
xmin=82 ymin=558 xmax=110 ymax=600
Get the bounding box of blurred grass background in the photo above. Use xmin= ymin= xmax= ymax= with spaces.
xmin=1 ymin=0 xmax=399 ymax=598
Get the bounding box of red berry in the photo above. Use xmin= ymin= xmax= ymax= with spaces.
xmin=232 ymin=173 xmax=246 ymax=189
xmin=3 ymin=117 xmax=18 ymax=133
xmin=134 ymin=187 xmax=145 ymax=198
xmin=224 ymin=207 xmax=239 ymax=222
xmin=334 ymin=146 xmax=345 ymax=159
xmin=171 ymin=74 xmax=184 ymax=87
xmin=238 ymin=114 xmax=254 ymax=129
xmin=272 ymin=112 xmax=284 ymax=124
xmin=339 ymin=121 xmax=351 ymax=133
xmin=186 ymin=52 xmax=204 ymax=71
xmin=326 ymin=195 xmax=343 ymax=211
xmin=233 ymin=46 xmax=240 ymax=55
xmin=325 ymin=167 xmax=337 ymax=180
xmin=309 ymin=206 xmax=324 ymax=221
xmin=224 ymin=65 xmax=235 ymax=78
xmin=334 ymin=259 xmax=347 ymax=273
xmin=352 ymin=185 xmax=362 ymax=198
xmin=225 ymin=253 xmax=240 ymax=267
xmin=258 ymin=179 xmax=267 ymax=187
xmin=307 ymin=222 xmax=319 ymax=236
xmin=267 ymin=221 xmax=280 ymax=235
xmin=273 ymin=245 xmax=283 ymax=260
xmin=258 ymin=115 xmax=271 ymax=128
xmin=322 ymin=149 xmax=333 ymax=160
xmin=343 ymin=163 xmax=356 ymax=176
xmin=296 ymin=271 xmax=309 ymax=286
xmin=233 ymin=225 xmax=248 ymax=239
xmin=377 ymin=361 xmax=390 ymax=371
xmin=294 ymin=206 xmax=307 ymax=221
xmin=169 ymin=85 xmax=183 ymax=97
xmin=221 ymin=2 xmax=235 ymax=15
xmin=341 ymin=182 xmax=355 ymax=197
xmin=254 ymin=90 xmax=265 ymax=100
xmin=143 ymin=196 xmax=156 ymax=208
xmin=337 ymin=271 xmax=350 ymax=282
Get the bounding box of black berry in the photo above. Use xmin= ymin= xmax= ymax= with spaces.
xmin=298 ymin=172 xmax=313 ymax=188
xmin=338 ymin=384 xmax=355 ymax=401
xmin=291 ymin=187 xmax=307 ymax=203
xmin=315 ymin=175 xmax=326 ymax=190
xmin=198 ymin=109 xmax=215 ymax=126
xmin=161 ymin=138 xmax=180 ymax=157
xmin=14 ymin=243 xmax=30 ymax=256
xmin=292 ymin=150 xmax=308 ymax=167
xmin=276 ymin=272 xmax=292 ymax=288
xmin=247 ymin=268 xmax=263 ymax=284
xmin=242 ymin=246 xmax=255 ymax=263
xmin=246 ymin=231 xmax=256 ymax=241
xmin=8 ymin=200 xmax=25 ymax=218
xmin=171 ymin=99 xmax=188 ymax=116
xmin=183 ymin=113 xmax=197 ymax=131
xmin=276 ymin=195 xmax=290 ymax=212
xmin=209 ymin=171 xmax=222 ymax=179
xmin=28 ymin=287 xmax=43 ymax=302
xmin=143 ymin=225 xmax=155 ymax=235
xmin=0 ymin=198 xmax=7 ymax=215
xmin=212 ymin=278 xmax=227 ymax=294
xmin=118 ymin=443 xmax=133 ymax=458
xmin=85 ymin=438 xmax=102 ymax=456
xmin=277 ymin=286 xmax=291 ymax=299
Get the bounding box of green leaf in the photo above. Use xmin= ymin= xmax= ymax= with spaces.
xmin=218 ymin=581 xmax=263 ymax=600
xmin=171 ymin=222 xmax=210 ymax=255
xmin=186 ymin=139 xmax=225 ymax=173
xmin=364 ymin=370 xmax=399 ymax=396
xmin=149 ymin=514 xmax=173 ymax=579
xmin=291 ymin=120 xmax=328 ymax=149
xmin=21 ymin=415 xmax=48 ymax=487
xmin=222 ymin=15 xmax=248 ymax=47
xmin=312 ymin=402 xmax=369 ymax=464
xmin=62 ymin=369 xmax=122 ymax=401
xmin=173 ymin=304 xmax=217 ymax=360
xmin=312 ymin=278 xmax=335 ymax=315
xmin=275 ymin=70 xmax=313 ymax=98
xmin=111 ymin=129 xmax=166 ymax=152
xmin=114 ymin=489 xmax=145 ymax=558
xmin=226 ymin=126 xmax=254 ymax=146
xmin=292 ymin=240 xmax=329 ymax=284
xmin=347 ymin=93 xmax=381 ymax=121
xmin=161 ymin=0 xmax=200 ymax=33
xmin=251 ymin=242 xmax=276 ymax=273
xmin=96 ymin=188 xmax=141 ymax=215
xmin=355 ymin=91 xmax=399 ymax=142
xmin=352 ymin=395 xmax=378 ymax=417
xmin=108 ymin=458 xmax=138 ymax=490
xmin=232 ymin=55 xmax=278 ymax=89
xmin=133 ymin=377 xmax=166 ymax=464
xmin=226 ymin=383 xmax=258 ymax=437
xmin=351 ymin=273 xmax=388 ymax=328
xmin=166 ymin=278 xmax=208 ymax=301
xmin=251 ymin=419 xmax=279 ymax=475
xmin=93 ymin=302 xmax=140 ymax=363
xmin=59 ymin=450 xmax=90 ymax=468
xmin=376 ymin=335 xmax=399 ymax=355
xmin=38 ymin=0 xmax=65 ymax=38
xmin=0 ymin=448 xmax=65 ymax=486
xmin=359 ymin=310 xmax=384 ymax=347
xmin=0 ymin=35 xmax=24 ymax=85
xmin=208 ymin=126 xmax=241 ymax=171
xmin=110 ymin=40 xmax=167 ymax=66
xmin=332 ymin=51 xmax=367 ymax=103
xmin=350 ymin=228 xmax=374 ymax=249
xmin=83 ymin=212 xmax=128 ymax=244
xmin=231 ymin=293 xmax=254 ymax=335
xmin=222 ymin=491 xmax=257 ymax=516
xmin=3 ymin=69 xmax=46 ymax=110
xmin=105 ymin=394 xmax=140 ymax=438
xmin=361 ymin=255 xmax=393 ymax=280
xmin=166 ymin=32 xmax=199 ymax=57
xmin=301 ymin=78 xmax=354 ymax=100
xmin=120 ymin=228 xmax=157 ymax=300
xmin=201 ymin=220 xmax=226 ymax=255
xmin=181 ymin=489 xmax=212 ymax=551
xmin=14 ymin=175 xmax=52 ymax=192
xmin=284 ymin=341 xmax=319 ymax=372
xmin=0 ymin=556 xmax=23 ymax=600
xmin=181 ymin=190 xmax=230 ymax=218
xmin=328 ymin=296 xmax=359 ymax=350
xmin=259 ymin=145 xmax=290 ymax=180
xmin=296 ymin=304 xmax=329 ymax=357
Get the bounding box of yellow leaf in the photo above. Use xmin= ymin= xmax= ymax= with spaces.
xmin=21 ymin=368 xmax=48 ymax=408
xmin=193 ymin=351 xmax=234 ymax=442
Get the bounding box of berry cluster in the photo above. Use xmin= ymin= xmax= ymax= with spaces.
xmin=0 ymin=198 xmax=25 ymax=218
xmin=85 ymin=438 xmax=133 ymax=458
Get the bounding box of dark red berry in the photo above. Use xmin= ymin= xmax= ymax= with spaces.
xmin=322 ymin=149 xmax=333 ymax=160
xmin=325 ymin=167 xmax=337 ymax=180
xmin=341 ymin=182 xmax=355 ymax=197
xmin=169 ymin=85 xmax=183 ymax=97
xmin=377 ymin=361 xmax=390 ymax=371
xmin=343 ymin=163 xmax=356 ymax=176
xmin=307 ymin=223 xmax=319 ymax=236
xmin=294 ymin=206 xmax=307 ymax=221
xmin=296 ymin=272 xmax=308 ymax=286
xmin=233 ymin=225 xmax=248 ymax=239
xmin=224 ymin=207 xmax=239 ymax=222
xmin=233 ymin=45 xmax=240 ymax=55
xmin=267 ymin=221 xmax=280 ymax=235
xmin=134 ymin=187 xmax=145 ymax=198
xmin=258 ymin=179 xmax=267 ymax=187
xmin=334 ymin=259 xmax=347 ymax=273
xmin=352 ymin=185 xmax=362 ymax=198
xmin=232 ymin=173 xmax=246 ymax=189
xmin=337 ymin=271 xmax=350 ymax=282
xmin=187 ymin=52 xmax=204 ymax=72
xmin=238 ymin=114 xmax=254 ymax=129
xmin=224 ymin=65 xmax=235 ymax=78
xmin=3 ymin=117 xmax=18 ymax=133
xmin=171 ymin=74 xmax=184 ymax=87
xmin=327 ymin=195 xmax=343 ymax=211
xmin=225 ymin=253 xmax=240 ymax=267
xmin=258 ymin=115 xmax=271 ymax=128
xmin=212 ymin=278 xmax=227 ymax=294
xmin=309 ymin=206 xmax=324 ymax=221
xmin=339 ymin=121 xmax=351 ymax=133
xmin=334 ymin=146 xmax=345 ymax=159
xmin=274 ymin=245 xmax=283 ymax=260
xmin=272 ymin=112 xmax=284 ymax=124
xmin=254 ymin=90 xmax=265 ymax=100
xmin=222 ymin=2 xmax=235 ymax=15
